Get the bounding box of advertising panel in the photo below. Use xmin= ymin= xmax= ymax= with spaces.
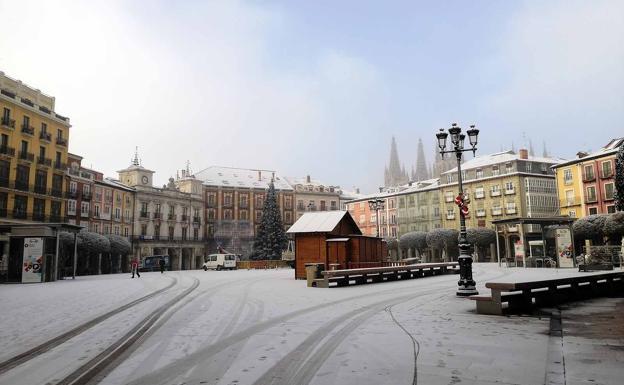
xmin=22 ymin=237 xmax=44 ymax=283
xmin=556 ymin=228 xmax=574 ymax=268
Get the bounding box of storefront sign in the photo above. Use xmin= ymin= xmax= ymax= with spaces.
xmin=22 ymin=237 xmax=44 ymax=283
xmin=556 ymin=228 xmax=574 ymax=268
xmin=514 ymin=240 xmax=525 ymax=260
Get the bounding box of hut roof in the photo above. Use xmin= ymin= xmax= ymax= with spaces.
xmin=287 ymin=211 xmax=361 ymax=235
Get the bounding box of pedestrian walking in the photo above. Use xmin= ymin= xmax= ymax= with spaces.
xmin=159 ymin=257 xmax=165 ymax=274
xmin=131 ymin=258 xmax=141 ymax=278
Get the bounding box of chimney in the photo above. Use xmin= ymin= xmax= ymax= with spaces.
xmin=356 ymin=188 xmax=360 ymax=194
xmin=576 ymin=151 xmax=589 ymax=159
xmin=518 ymin=148 xmax=528 ymax=160
xmin=379 ymin=187 xmax=383 ymax=193
xmin=258 ymin=170 xmax=261 ymax=181
xmin=306 ymin=175 xmax=311 ymax=183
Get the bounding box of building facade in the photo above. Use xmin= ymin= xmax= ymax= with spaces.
xmin=396 ymin=180 xmax=442 ymax=235
xmin=118 ymin=157 xmax=205 ymax=270
xmin=0 ymin=71 xmax=70 ymax=225
xmin=194 ymin=166 xmax=294 ymax=257
xmin=66 ymin=153 xmax=95 ymax=227
xmin=553 ymin=138 xmax=623 ymax=217
xmin=285 ymin=175 xmax=341 ymax=219
xmin=346 ymin=191 xmax=399 ymax=238
xmin=439 ymin=149 xmax=562 ymax=230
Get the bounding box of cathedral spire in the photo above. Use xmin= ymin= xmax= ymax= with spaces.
xmin=415 ymin=138 xmax=429 ymax=181
xmin=384 ymin=136 xmax=408 ymax=187
xmin=542 ymin=141 xmax=549 ymax=157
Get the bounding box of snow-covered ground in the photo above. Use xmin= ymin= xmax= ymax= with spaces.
xmin=0 ymin=263 xmax=621 ymax=385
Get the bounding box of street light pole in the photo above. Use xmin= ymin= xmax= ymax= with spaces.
xmin=368 ymin=198 xmax=385 ymax=237
xmin=436 ymin=123 xmax=480 ymax=296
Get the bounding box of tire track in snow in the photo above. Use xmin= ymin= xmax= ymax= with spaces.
xmin=0 ymin=275 xmax=177 ymax=375
xmin=127 ymin=268 xmax=510 ymax=385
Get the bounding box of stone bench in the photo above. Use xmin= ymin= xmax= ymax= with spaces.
xmin=470 ymin=271 xmax=624 ymax=315
xmin=308 ymin=262 xmax=459 ymax=288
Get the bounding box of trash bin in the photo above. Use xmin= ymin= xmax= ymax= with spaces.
xmin=305 ymin=263 xmax=324 ymax=287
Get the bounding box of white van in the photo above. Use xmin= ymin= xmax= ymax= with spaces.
xmin=202 ymin=253 xmax=237 ymax=271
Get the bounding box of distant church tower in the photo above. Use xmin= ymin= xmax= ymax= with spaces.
xmin=384 ymin=136 xmax=409 ymax=187
xmin=431 ymin=139 xmax=457 ymax=178
xmin=414 ymin=138 xmax=430 ymax=181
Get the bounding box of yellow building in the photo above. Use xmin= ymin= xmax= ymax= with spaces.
xmin=0 ymin=72 xmax=70 ymax=223
xmin=439 ymin=149 xmax=563 ymax=230
xmin=552 ymin=159 xmax=584 ymax=218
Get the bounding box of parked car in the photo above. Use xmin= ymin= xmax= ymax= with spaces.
xmin=202 ymin=253 xmax=237 ymax=271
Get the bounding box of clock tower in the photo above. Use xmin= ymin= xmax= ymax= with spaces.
xmin=117 ymin=147 xmax=155 ymax=187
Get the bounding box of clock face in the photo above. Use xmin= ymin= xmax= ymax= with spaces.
xmin=141 ymin=176 xmax=149 ymax=184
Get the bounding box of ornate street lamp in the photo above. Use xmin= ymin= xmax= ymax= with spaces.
xmin=437 ymin=123 xmax=480 ymax=296
xmin=368 ymin=198 xmax=385 ymax=237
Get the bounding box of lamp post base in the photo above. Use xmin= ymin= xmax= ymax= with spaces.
xmin=456 ymin=252 xmax=478 ymax=297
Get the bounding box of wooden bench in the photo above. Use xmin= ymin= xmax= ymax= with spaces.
xmin=309 ymin=262 xmax=459 ymax=288
xmin=470 ymin=271 xmax=624 ymax=315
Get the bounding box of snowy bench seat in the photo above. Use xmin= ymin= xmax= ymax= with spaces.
xmin=310 ymin=262 xmax=459 ymax=288
xmin=470 ymin=271 xmax=624 ymax=315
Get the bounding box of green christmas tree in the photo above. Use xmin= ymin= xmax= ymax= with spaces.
xmin=252 ymin=180 xmax=288 ymax=260
xmin=615 ymin=144 xmax=624 ymax=211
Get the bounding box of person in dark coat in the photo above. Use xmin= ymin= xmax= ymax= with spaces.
xmin=159 ymin=257 xmax=166 ymax=274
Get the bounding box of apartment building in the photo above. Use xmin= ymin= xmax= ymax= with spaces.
xmin=0 ymin=72 xmax=70 ymax=224
xmin=346 ymin=189 xmax=399 ymax=238
xmin=439 ymin=149 xmax=563 ymax=230
xmin=194 ymin=166 xmax=294 ymax=257
xmin=118 ymin=156 xmax=205 ymax=270
xmin=396 ymin=179 xmax=442 ymax=235
xmin=66 ymin=153 xmax=95 ymax=227
xmin=285 ymin=175 xmax=341 ymax=219
xmin=553 ymin=138 xmax=623 ymax=217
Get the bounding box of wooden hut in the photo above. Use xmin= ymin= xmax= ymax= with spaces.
xmin=287 ymin=211 xmax=387 ymax=279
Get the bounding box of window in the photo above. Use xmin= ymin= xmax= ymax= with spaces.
xmin=607 ymin=205 xmax=616 ymax=214
xmin=586 ymin=186 xmax=597 ymax=202
xmin=240 ymin=195 xmax=248 ymax=207
xmin=588 ymin=207 xmax=598 ymax=215
xmin=168 ymin=226 xmax=175 ymax=240
xmin=320 ymin=200 xmax=326 ymax=211
xmin=22 ymin=115 xmax=30 ymax=129
xmin=33 ymin=199 xmax=45 ymax=220
xmin=601 ymin=161 xmax=613 ymax=178
xmin=81 ymin=202 xmax=90 ymax=217
xmin=114 ymin=226 xmax=120 ymax=235
xmin=69 ymin=181 xmax=77 ymax=193
xmin=584 ymin=165 xmax=595 ymax=180
xmin=433 ymin=207 xmax=440 ymax=217
xmin=563 ymin=169 xmax=573 ymax=184
xmin=182 ymin=227 xmax=187 ymax=240
xmin=445 ymin=191 xmax=454 ymax=202
xmin=565 ymin=190 xmax=575 ymax=206
xmin=67 ymin=200 xmax=76 ymax=215
xmin=13 ymin=195 xmax=27 ymax=218
xmin=359 ymin=214 xmax=365 ymax=224
xmin=16 ymin=164 xmax=29 ymax=190
xmin=94 ymin=205 xmax=100 ymax=217
xmin=490 ymin=185 xmax=501 ymax=196
xmin=208 ymin=209 xmax=215 ymax=220
xmin=604 ymin=183 xmax=615 ymax=200
xmin=224 ymin=209 xmax=232 ymax=220
xmin=208 ymin=194 xmax=216 ymax=206
xmin=240 ymin=210 xmax=248 ymax=221
xmin=2 ymin=108 xmax=9 ymax=123
xmin=475 ymin=187 xmax=485 ymax=199
xmin=330 ymin=201 xmax=337 ymax=210
xmin=141 ymin=224 xmax=147 ymax=236
xmin=20 ymin=140 xmax=28 ymax=155
xmin=224 ymin=194 xmax=232 ymax=206
xmin=475 ymin=169 xmax=483 ymax=179
xmin=154 ymin=224 xmax=161 ymax=237
xmin=51 ymin=201 xmax=61 ymax=219
xmin=125 ymin=209 xmax=130 ymax=219
xmin=446 ymin=209 xmax=455 ymax=219
xmin=492 ymin=165 xmax=500 ymax=176
xmin=141 ymin=202 xmax=148 ymax=215
xmin=193 ymin=228 xmax=199 ymax=241
xmin=526 ymin=162 xmax=532 ymax=173
xmin=505 ymin=163 xmax=513 ymax=174
xmin=57 ymin=128 xmax=63 ymax=140
xmin=505 ymin=181 xmax=514 ymax=193
xmin=115 ymin=207 xmax=121 ymax=219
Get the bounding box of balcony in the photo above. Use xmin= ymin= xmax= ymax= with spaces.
xmin=21 ymin=125 xmax=35 ymax=135
xmin=1 ymin=118 xmax=15 ymax=129
xmin=51 ymin=188 xmax=63 ymax=198
xmin=504 ymin=188 xmax=515 ymax=195
xmin=39 ymin=132 xmax=52 ymax=142
xmin=56 ymin=137 xmax=68 ymax=146
xmin=54 ymin=161 xmax=66 ymax=170
xmin=153 ymin=212 xmax=162 ymax=220
xmin=583 ymin=173 xmax=595 ymax=182
xmin=491 ymin=208 xmax=503 ymax=216
xmin=14 ymin=180 xmax=29 ymax=192
xmin=18 ymin=151 xmax=34 ymax=162
xmin=181 ymin=214 xmax=188 ymax=221
xmin=66 ymin=190 xmax=79 ymax=199
xmin=82 ymin=191 xmax=92 ymax=200
xmin=0 ymin=145 xmax=15 ymax=157
xmin=139 ymin=211 xmax=150 ymax=219
xmin=168 ymin=213 xmax=176 ymax=221
xmin=37 ymin=156 xmax=52 ymax=167
xmin=490 ymin=190 xmax=501 ymax=197
xmin=193 ymin=216 xmax=201 ymax=224
xmin=34 ymin=184 xmax=48 ymax=195
xmin=600 ymin=170 xmax=613 ymax=179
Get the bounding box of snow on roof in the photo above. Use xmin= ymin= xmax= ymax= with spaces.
xmin=441 ymin=151 xmax=566 ymax=175
xmin=339 ymin=189 xmax=365 ymax=200
xmin=553 ymin=138 xmax=624 ymax=168
xmin=287 ymin=211 xmax=352 ymax=233
xmin=194 ymin=166 xmax=293 ymax=190
xmin=100 ymin=177 xmax=135 ymax=191
xmin=285 ymin=176 xmax=335 ymax=187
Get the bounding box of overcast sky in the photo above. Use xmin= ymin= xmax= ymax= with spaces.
xmin=1 ymin=0 xmax=622 ymax=193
